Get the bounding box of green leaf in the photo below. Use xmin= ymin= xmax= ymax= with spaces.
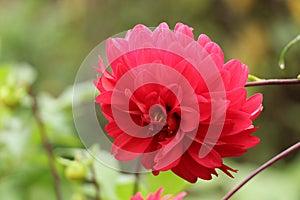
xmin=0 ymin=64 xmax=10 ymax=85
xmin=142 ymin=171 xmax=188 ymax=197
xmin=116 ymin=174 xmax=135 ymax=199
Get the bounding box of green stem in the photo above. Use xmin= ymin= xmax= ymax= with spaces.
xmin=278 ymin=34 xmax=300 ymax=69
xmin=133 ymin=159 xmax=142 ymax=195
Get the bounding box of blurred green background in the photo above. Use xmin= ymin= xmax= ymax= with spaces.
xmin=0 ymin=0 xmax=299 ymax=199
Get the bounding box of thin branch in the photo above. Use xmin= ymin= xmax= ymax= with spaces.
xmin=133 ymin=158 xmax=142 ymax=195
xmin=133 ymin=172 xmax=141 ymax=195
xmin=245 ymin=78 xmax=300 ymax=87
xmin=29 ymin=88 xmax=63 ymax=200
xmin=222 ymin=142 xmax=300 ymax=200
xmin=90 ymin=164 xmax=101 ymax=200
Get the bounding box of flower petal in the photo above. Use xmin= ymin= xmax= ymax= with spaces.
xmin=188 ymin=143 xmax=222 ymax=168
xmin=223 ymin=59 xmax=249 ymax=88
xmin=174 ymin=22 xmax=194 ymax=39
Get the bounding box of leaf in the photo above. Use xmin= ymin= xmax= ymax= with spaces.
xmin=142 ymin=170 xmax=188 ymax=197
xmin=116 ymin=174 xmax=135 ymax=199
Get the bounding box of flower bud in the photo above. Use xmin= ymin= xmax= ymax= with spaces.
xmin=65 ymin=161 xmax=87 ymax=180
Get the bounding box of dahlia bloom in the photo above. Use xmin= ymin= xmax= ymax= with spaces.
xmin=131 ymin=187 xmax=186 ymax=200
xmin=95 ymin=22 xmax=263 ymax=183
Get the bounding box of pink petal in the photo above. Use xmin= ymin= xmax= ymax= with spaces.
xmin=95 ymin=91 xmax=112 ymax=104
xmin=174 ymin=22 xmax=194 ymax=39
xmin=223 ymin=59 xmax=249 ymax=88
xmin=172 ymin=192 xmax=187 ymax=200
xmin=197 ymin=34 xmax=211 ymax=47
xmin=157 ymin=22 xmax=169 ymax=29
xmin=130 ymin=192 xmax=144 ymax=200
xmin=106 ymin=38 xmax=129 ymax=65
xmin=153 ymin=187 xmax=164 ymax=199
xmin=152 ymin=25 xmax=176 ymax=49
xmin=242 ymin=93 xmax=263 ymax=119
xmin=226 ymin=88 xmax=247 ymax=109
xmin=203 ymin=42 xmax=224 ymax=68
xmin=128 ymin=26 xmax=154 ymax=50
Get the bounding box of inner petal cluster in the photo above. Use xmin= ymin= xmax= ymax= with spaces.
xmin=129 ymin=84 xmax=181 ymax=143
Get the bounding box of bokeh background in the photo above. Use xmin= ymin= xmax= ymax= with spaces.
xmin=0 ymin=0 xmax=299 ymax=200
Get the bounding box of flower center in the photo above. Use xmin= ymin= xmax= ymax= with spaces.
xmin=151 ymin=110 xmax=166 ymax=123
xmin=149 ymin=104 xmax=180 ymax=141
xmin=149 ymin=104 xmax=167 ymax=125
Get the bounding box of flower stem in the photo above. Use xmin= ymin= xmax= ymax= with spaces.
xmin=90 ymin=164 xmax=101 ymax=200
xmin=222 ymin=142 xmax=300 ymax=200
xmin=133 ymin=172 xmax=140 ymax=195
xmin=133 ymin=159 xmax=142 ymax=195
xmin=29 ymin=88 xmax=63 ymax=200
xmin=245 ymin=78 xmax=300 ymax=87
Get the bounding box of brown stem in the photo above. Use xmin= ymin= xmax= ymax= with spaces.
xmin=222 ymin=142 xmax=300 ymax=200
xmin=29 ymin=88 xmax=63 ymax=200
xmin=245 ymin=79 xmax=300 ymax=87
xmin=90 ymin=164 xmax=101 ymax=200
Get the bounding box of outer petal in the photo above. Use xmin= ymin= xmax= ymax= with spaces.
xmin=130 ymin=192 xmax=143 ymax=200
xmin=219 ymin=164 xmax=238 ymax=178
xmin=153 ymin=132 xmax=185 ymax=170
xmin=197 ymin=34 xmax=211 ymax=47
xmin=214 ymin=144 xmax=247 ymax=158
xmin=106 ymin=121 xmax=123 ymax=138
xmin=128 ymin=24 xmax=154 ymax=50
xmin=220 ymin=128 xmax=260 ymax=149
xmin=223 ymin=59 xmax=249 ymax=89
xmin=171 ymin=153 xmax=217 ymax=183
xmin=106 ymin=38 xmax=129 ymax=65
xmin=226 ymin=88 xmax=247 ymax=109
xmin=170 ymin=191 xmax=187 ymax=200
xmin=203 ymin=42 xmax=224 ymax=68
xmin=242 ymin=93 xmax=263 ymax=120
xmin=112 ymin=134 xmax=153 ymax=161
xmin=174 ymin=22 xmax=194 ymax=39
xmin=188 ymin=143 xmax=222 ymax=168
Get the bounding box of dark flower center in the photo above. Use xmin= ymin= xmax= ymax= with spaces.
xmin=149 ymin=104 xmax=180 ymax=142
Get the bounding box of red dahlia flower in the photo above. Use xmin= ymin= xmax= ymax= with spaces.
xmin=95 ymin=22 xmax=263 ymax=183
xmin=131 ymin=187 xmax=186 ymax=200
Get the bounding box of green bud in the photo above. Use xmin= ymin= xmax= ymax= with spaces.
xmin=248 ymin=74 xmax=262 ymax=82
xmin=0 ymin=84 xmax=27 ymax=108
xmin=65 ymin=161 xmax=87 ymax=180
xmin=71 ymin=193 xmax=86 ymax=200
